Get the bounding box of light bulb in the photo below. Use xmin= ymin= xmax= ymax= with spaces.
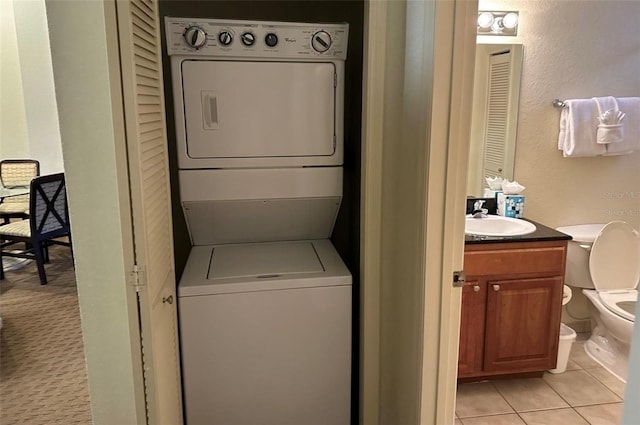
xmin=490 ymin=17 xmax=504 ymax=33
xmin=502 ymin=12 xmax=519 ymax=29
xmin=477 ymin=12 xmax=494 ymax=29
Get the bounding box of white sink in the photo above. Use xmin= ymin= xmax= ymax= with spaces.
xmin=465 ymin=215 xmax=536 ymax=237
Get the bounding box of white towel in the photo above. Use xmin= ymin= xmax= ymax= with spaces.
xmin=592 ymin=96 xmax=624 ymax=145
xmin=604 ymin=97 xmax=640 ymax=155
xmin=558 ymin=99 xmax=605 ymax=157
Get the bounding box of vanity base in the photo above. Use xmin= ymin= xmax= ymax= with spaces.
xmin=458 ymin=371 xmax=544 ymax=384
xmin=458 ymin=240 xmax=568 ymax=379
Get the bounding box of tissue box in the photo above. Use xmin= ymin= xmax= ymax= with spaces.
xmin=497 ymin=193 xmax=525 ymax=218
xmin=484 ymin=188 xmax=503 ymax=199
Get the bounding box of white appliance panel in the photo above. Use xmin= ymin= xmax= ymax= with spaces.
xmin=165 ymin=18 xmax=349 ymax=59
xmin=182 ymin=60 xmax=336 ymax=159
xmin=179 ymin=167 xmax=343 ymax=202
xmin=179 ymin=167 xmax=343 ymax=245
xmin=209 ymin=241 xmax=324 ymax=279
xmin=179 ymin=284 xmax=351 ymax=425
xmin=183 ymin=197 xmax=340 ymax=246
xmin=179 ymin=239 xmax=351 ymax=296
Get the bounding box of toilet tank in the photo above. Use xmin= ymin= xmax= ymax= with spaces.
xmin=556 ymin=224 xmax=606 ymax=289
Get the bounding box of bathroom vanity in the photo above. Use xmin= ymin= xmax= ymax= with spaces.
xmin=459 ymin=222 xmax=571 ymax=380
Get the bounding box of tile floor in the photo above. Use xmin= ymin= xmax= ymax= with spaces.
xmin=455 ymin=333 xmax=626 ymax=425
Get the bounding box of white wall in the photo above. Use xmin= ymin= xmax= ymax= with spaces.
xmin=478 ymin=0 xmax=640 ymax=230
xmin=0 ymin=0 xmax=64 ymax=175
xmin=0 ymin=0 xmax=30 ymax=159
xmin=478 ymin=0 xmax=640 ymax=332
xmin=12 ymin=0 xmax=64 ymax=175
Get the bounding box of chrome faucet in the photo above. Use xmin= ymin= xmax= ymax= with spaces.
xmin=472 ymin=200 xmax=489 ymax=218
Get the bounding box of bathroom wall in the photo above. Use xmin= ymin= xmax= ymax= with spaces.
xmin=478 ymin=0 xmax=640 ymax=230
xmin=478 ymin=0 xmax=640 ymax=332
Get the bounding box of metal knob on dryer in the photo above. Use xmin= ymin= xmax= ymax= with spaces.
xmin=218 ymin=31 xmax=233 ymax=46
xmin=183 ymin=26 xmax=207 ymax=49
xmin=265 ymin=32 xmax=279 ymax=47
xmin=311 ymin=30 xmax=332 ymax=53
xmin=241 ymin=32 xmax=256 ymax=47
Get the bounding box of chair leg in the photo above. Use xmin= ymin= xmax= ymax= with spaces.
xmin=43 ymin=242 xmax=50 ymax=263
xmin=33 ymin=241 xmax=48 ymax=285
xmin=69 ymin=235 xmax=74 ymax=267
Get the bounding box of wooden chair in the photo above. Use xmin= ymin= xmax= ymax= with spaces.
xmin=0 ymin=159 xmax=40 ymax=224
xmin=0 ymin=173 xmax=72 ymax=285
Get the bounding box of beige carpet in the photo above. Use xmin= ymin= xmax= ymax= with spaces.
xmin=0 ymin=246 xmax=92 ymax=424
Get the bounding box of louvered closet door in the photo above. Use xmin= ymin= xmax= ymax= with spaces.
xmin=115 ymin=1 xmax=183 ymax=424
xmin=482 ymin=50 xmax=513 ymax=181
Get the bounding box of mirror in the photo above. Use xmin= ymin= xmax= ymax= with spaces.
xmin=467 ymin=43 xmax=524 ymax=197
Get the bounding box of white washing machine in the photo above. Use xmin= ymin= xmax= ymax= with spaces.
xmin=165 ymin=18 xmax=352 ymax=425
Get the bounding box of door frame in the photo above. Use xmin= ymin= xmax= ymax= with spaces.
xmin=46 ymin=1 xmax=147 ymax=423
xmin=360 ymin=0 xmax=477 ymax=423
xmin=49 ymin=0 xmax=477 ymax=422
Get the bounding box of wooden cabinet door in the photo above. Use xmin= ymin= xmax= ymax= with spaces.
xmin=458 ymin=279 xmax=486 ymax=377
xmin=483 ymin=277 xmax=563 ymax=373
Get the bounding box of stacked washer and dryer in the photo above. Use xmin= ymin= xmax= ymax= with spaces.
xmin=165 ymin=18 xmax=352 ymax=425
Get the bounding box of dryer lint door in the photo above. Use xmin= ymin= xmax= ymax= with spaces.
xmin=181 ymin=60 xmax=338 ymax=165
xmin=589 ymin=221 xmax=640 ymax=291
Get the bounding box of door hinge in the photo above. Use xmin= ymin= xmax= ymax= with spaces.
xmin=453 ymin=270 xmax=466 ymax=287
xmin=130 ymin=264 xmax=146 ymax=292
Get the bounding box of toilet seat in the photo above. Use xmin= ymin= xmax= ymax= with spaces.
xmin=588 ymin=221 xmax=640 ymax=321
xmin=598 ymin=290 xmax=637 ymax=322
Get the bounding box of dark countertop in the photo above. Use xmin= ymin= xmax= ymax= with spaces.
xmin=464 ymin=217 xmax=572 ymax=245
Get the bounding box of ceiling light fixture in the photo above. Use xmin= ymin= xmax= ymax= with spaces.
xmin=477 ymin=11 xmax=519 ymax=36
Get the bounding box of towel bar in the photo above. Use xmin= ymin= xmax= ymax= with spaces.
xmin=553 ymin=99 xmax=567 ymax=108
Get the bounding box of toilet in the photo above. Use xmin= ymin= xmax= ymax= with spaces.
xmin=556 ymin=221 xmax=640 ymax=382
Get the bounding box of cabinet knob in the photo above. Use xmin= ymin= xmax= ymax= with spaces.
xmin=493 ymin=284 xmax=501 ymax=291
xmin=473 ymin=285 xmax=480 ymax=292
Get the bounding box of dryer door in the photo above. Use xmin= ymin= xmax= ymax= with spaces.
xmin=181 ymin=60 xmax=337 ymax=164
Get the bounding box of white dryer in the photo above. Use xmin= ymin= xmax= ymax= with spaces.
xmin=165 ymin=18 xmax=352 ymax=425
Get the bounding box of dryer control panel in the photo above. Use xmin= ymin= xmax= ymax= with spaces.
xmin=165 ymin=17 xmax=348 ymax=59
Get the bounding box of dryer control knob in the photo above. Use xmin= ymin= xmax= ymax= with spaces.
xmin=183 ymin=26 xmax=207 ymax=49
xmin=218 ymin=31 xmax=233 ymax=46
xmin=311 ymin=30 xmax=332 ymax=53
xmin=265 ymin=32 xmax=278 ymax=47
xmin=241 ymin=32 xmax=256 ymax=47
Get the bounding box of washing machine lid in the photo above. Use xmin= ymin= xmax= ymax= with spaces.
xmin=209 ymin=242 xmax=324 ymax=279
xmin=178 ymin=239 xmax=352 ymax=297
xmin=589 ymin=221 xmax=640 ymax=291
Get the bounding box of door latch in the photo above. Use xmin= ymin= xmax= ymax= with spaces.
xmin=453 ymin=270 xmax=466 ymax=287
